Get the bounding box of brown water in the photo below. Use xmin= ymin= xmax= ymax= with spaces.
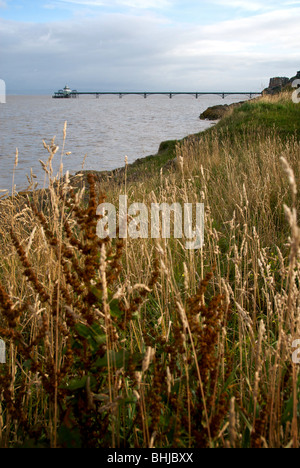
xmin=0 ymin=94 xmax=248 ymax=192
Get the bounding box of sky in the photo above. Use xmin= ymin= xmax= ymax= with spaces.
xmin=0 ymin=0 xmax=299 ymax=94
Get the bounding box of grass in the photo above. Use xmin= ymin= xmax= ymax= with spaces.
xmin=216 ymin=92 xmax=300 ymax=140
xmin=0 ymin=90 xmax=300 ymax=448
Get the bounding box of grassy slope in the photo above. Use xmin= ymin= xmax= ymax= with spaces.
xmin=118 ymin=91 xmax=300 ymax=181
xmin=217 ymin=97 xmax=300 ymax=139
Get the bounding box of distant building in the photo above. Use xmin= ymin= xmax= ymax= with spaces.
xmin=53 ymin=85 xmax=77 ymax=99
xmin=263 ymin=72 xmax=298 ymax=95
xmin=268 ymin=77 xmax=289 ymax=89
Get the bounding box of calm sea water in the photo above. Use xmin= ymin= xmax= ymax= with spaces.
xmin=0 ymin=94 xmax=248 ymax=192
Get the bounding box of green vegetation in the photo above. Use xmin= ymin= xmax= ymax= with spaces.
xmin=113 ymin=90 xmax=300 ymax=183
xmin=216 ymin=92 xmax=300 ymax=140
xmin=0 ymin=91 xmax=300 ymax=448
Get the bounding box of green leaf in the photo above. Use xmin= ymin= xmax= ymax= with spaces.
xmin=89 ymin=285 xmax=102 ymax=301
xmin=75 ymin=323 xmax=92 ymax=340
xmin=61 ymin=375 xmax=96 ymax=392
xmin=75 ymin=323 xmax=106 ymax=346
xmin=23 ymin=359 xmax=32 ymax=369
xmin=109 ymin=299 xmax=123 ymax=319
xmin=94 ymin=350 xmax=143 ymax=370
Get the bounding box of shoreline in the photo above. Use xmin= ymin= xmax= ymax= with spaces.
xmin=6 ymin=126 xmax=207 ymax=200
xmin=75 ymin=97 xmax=258 ymax=185
xmin=3 ymin=95 xmax=261 ymax=201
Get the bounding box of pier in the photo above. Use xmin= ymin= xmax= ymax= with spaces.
xmin=52 ymin=86 xmax=262 ymax=100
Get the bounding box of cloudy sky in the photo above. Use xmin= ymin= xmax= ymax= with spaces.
xmin=0 ymin=0 xmax=299 ymax=94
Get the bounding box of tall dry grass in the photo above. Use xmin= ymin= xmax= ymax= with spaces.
xmin=0 ymin=100 xmax=300 ymax=447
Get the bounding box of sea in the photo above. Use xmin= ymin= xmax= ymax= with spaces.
xmin=0 ymin=94 xmax=249 ymax=193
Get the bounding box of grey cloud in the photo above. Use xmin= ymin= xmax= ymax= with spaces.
xmin=0 ymin=10 xmax=299 ymax=94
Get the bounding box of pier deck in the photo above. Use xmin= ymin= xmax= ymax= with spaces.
xmin=52 ymin=91 xmax=262 ymax=99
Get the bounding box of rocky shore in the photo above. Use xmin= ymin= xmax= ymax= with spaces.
xmin=199 ymin=101 xmax=245 ymax=121
xmin=199 ymin=70 xmax=300 ymax=121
